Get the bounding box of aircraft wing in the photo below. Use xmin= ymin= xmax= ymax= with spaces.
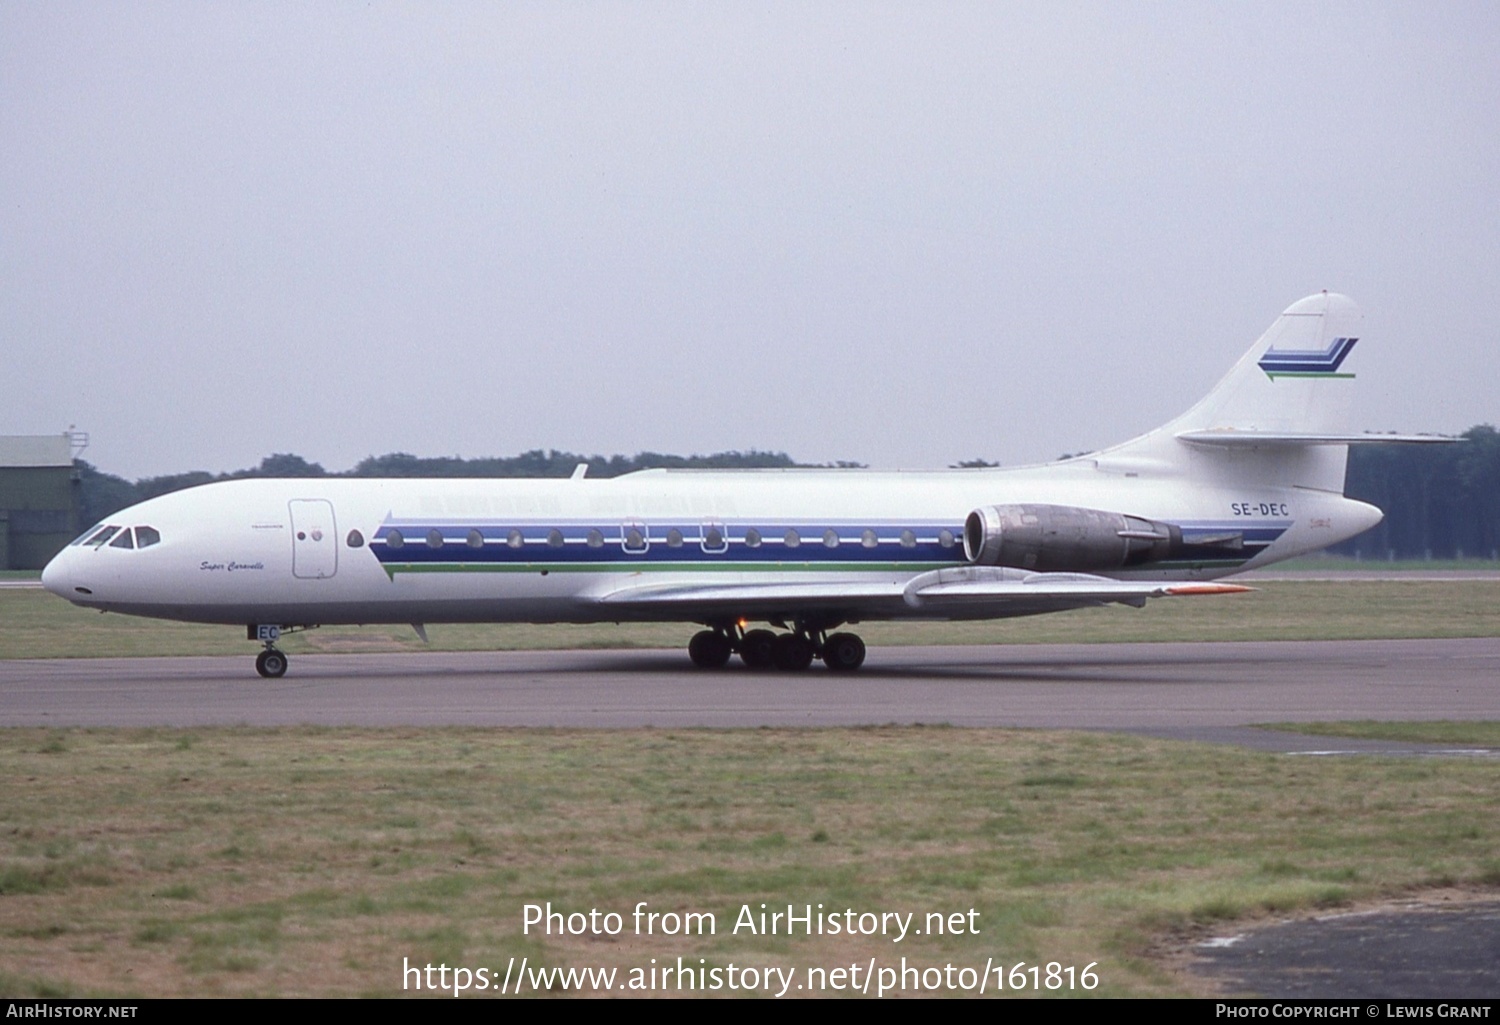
xmin=592 ymin=568 xmax=1250 ymax=620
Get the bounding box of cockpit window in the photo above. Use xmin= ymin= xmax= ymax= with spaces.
xmin=135 ymin=526 xmax=161 ymax=548
xmin=86 ymin=525 xmax=121 ymax=548
xmin=109 ymin=528 xmax=135 ymax=549
xmin=70 ymin=523 xmax=104 ymax=546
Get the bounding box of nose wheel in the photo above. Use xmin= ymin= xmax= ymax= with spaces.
xmin=255 ymin=647 xmax=289 ymax=678
xmin=247 ymin=624 xmax=307 ymax=678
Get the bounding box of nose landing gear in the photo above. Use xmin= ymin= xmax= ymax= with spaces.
xmin=255 ymin=647 xmax=289 ymax=679
xmin=247 ymin=624 xmax=307 ymax=678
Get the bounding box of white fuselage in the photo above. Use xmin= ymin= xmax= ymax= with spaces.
xmin=40 ymin=461 xmax=1379 ymax=627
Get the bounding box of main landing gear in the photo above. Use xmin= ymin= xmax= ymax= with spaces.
xmin=687 ymin=621 xmax=867 ymax=672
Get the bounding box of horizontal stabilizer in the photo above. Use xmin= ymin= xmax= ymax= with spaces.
xmin=1176 ymin=430 xmax=1456 ymax=447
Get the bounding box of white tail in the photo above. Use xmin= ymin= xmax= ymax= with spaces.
xmin=1099 ymin=292 xmax=1365 ymax=493
xmin=1167 ymin=291 xmax=1362 ymax=438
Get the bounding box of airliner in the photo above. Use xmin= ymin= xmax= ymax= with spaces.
xmin=41 ymin=293 xmax=1442 ymax=677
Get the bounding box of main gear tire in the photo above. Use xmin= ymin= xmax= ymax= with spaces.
xmin=739 ymin=629 xmax=777 ymax=669
xmin=772 ymin=633 xmax=815 ymax=671
xmin=822 ymin=632 xmax=866 ymax=672
xmin=688 ymin=630 xmax=733 ymax=668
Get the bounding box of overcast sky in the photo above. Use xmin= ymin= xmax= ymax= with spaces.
xmin=3 ymin=2 xmax=1496 ymax=480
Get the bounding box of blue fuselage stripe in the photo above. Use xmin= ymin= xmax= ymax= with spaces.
xmin=366 ymin=518 xmax=1290 ymax=568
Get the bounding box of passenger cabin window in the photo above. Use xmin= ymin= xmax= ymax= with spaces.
xmin=744 ymin=528 xmax=762 ymax=548
xmin=586 ymin=529 xmax=604 ymax=549
xmin=386 ymin=528 xmax=405 ymax=550
xmin=938 ymin=529 xmax=956 ymax=548
xmin=507 ymin=529 xmax=524 ymax=549
xmin=547 ymin=529 xmax=565 ymax=549
xmin=623 ymin=525 xmax=648 ymax=553
xmin=427 ymin=529 xmax=444 ymax=549
xmin=900 ymin=529 xmax=916 ymax=549
xmin=861 ymin=529 xmax=878 ymax=549
xmin=666 ymin=528 xmax=684 ymax=548
xmin=702 ymin=525 xmax=726 ymax=553
xmin=467 ymin=529 xmax=485 ymax=549
xmin=135 ymin=526 xmax=161 ymax=548
xmin=784 ymin=529 xmax=800 ymax=548
xmin=822 ymin=529 xmax=839 ymax=549
xmin=347 ymin=530 xmax=365 ymax=548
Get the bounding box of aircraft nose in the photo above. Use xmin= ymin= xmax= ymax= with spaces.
xmin=41 ymin=549 xmax=72 ymax=598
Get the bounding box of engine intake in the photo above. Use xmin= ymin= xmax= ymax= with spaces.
xmin=963 ymin=503 xmax=1184 ymax=572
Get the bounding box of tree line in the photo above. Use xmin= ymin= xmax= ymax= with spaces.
xmin=75 ymin=449 xmax=807 ymax=528
xmin=75 ymin=426 xmax=1500 ymax=560
xmin=1334 ymin=424 xmax=1500 ymax=560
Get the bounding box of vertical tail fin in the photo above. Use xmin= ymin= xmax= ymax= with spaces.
xmin=1166 ymin=291 xmax=1362 ymax=438
xmin=1099 ymin=292 xmax=1363 ymax=492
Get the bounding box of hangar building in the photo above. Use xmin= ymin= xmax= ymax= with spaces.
xmin=0 ymin=435 xmax=80 ymax=570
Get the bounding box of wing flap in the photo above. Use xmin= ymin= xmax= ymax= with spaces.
xmin=903 ymin=569 xmax=1250 ymax=608
xmin=590 ymin=569 xmax=1251 ymax=620
xmin=595 ymin=580 xmax=908 ymax=609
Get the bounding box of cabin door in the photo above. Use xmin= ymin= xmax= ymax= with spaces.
xmin=289 ymin=499 xmax=338 ymax=579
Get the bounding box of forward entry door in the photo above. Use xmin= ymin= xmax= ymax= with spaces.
xmin=289 ymin=499 xmax=338 ymax=579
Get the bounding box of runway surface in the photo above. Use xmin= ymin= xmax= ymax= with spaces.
xmin=3 ymin=638 xmax=1497 ymax=742
xmin=1190 ymin=897 xmax=1500 ymax=998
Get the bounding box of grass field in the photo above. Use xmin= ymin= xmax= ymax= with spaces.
xmin=1263 ymin=721 xmax=1500 ymax=746
xmin=4 ymin=579 xmax=1497 ymax=997
xmin=1 ymin=726 xmax=1496 ymax=998
xmin=1268 ymin=556 xmax=1500 ymax=571
xmin=3 ymin=579 xmax=1499 ymax=661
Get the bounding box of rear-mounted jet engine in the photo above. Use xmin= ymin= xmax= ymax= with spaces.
xmin=963 ymin=503 xmax=1191 ymax=572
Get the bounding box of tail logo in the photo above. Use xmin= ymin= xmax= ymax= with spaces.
xmin=1258 ymin=337 xmax=1358 ymax=379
